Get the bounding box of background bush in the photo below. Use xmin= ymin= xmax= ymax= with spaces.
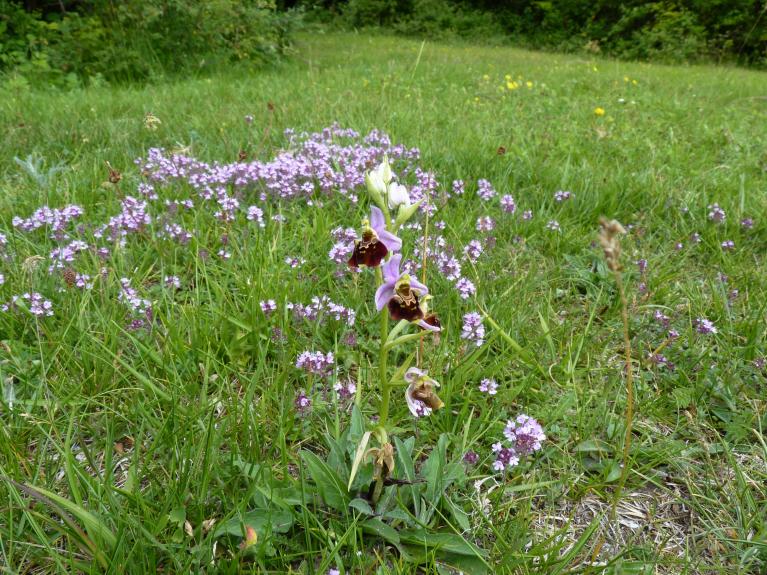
xmin=0 ymin=0 xmax=297 ymax=86
xmin=291 ymin=0 xmax=767 ymax=66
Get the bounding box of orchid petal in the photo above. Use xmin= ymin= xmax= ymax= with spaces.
xmin=369 ymin=206 xmax=385 ymax=231
xmin=404 ymin=367 xmax=425 ymax=383
xmin=382 ymin=254 xmax=402 ymax=283
xmin=375 ymin=281 xmax=396 ymax=311
xmin=377 ymin=229 xmax=402 ymax=253
xmin=409 ymin=277 xmax=429 ymax=297
xmin=418 ymin=319 xmax=441 ymax=332
xmin=405 ymin=383 xmax=422 ymax=417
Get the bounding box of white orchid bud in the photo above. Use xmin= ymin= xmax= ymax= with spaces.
xmin=365 ymin=172 xmax=387 ymax=214
xmin=378 ymin=156 xmax=393 ymax=185
xmin=387 ymin=182 xmax=410 ymax=210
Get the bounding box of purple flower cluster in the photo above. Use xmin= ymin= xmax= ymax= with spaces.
xmin=503 ymin=414 xmax=546 ymax=455
xmin=49 ymin=240 xmax=89 ymax=273
xmin=479 ymin=378 xmax=498 ymax=395
xmin=137 ymin=124 xmax=419 ymax=207
xmin=463 ymin=240 xmax=483 ymax=263
xmin=500 ymin=194 xmax=516 ymax=214
xmin=246 ymin=206 xmax=265 ymax=227
xmin=477 ymin=179 xmax=496 ymax=201
xmin=295 ymin=350 xmax=334 ymax=378
xmin=328 ymin=226 xmax=358 ymax=265
xmin=695 ymin=317 xmax=717 ymax=335
xmin=707 ymin=203 xmax=726 ymax=223
xmin=118 ymin=278 xmax=153 ymax=330
xmin=95 ymin=197 xmax=151 ymax=245
xmin=260 ymin=299 xmax=277 ymax=315
xmin=554 ymin=190 xmax=572 ymax=202
xmin=13 ymin=205 xmax=84 ymax=238
xmin=461 ymin=312 xmax=485 ymax=347
xmin=476 ymin=216 xmax=495 ymax=232
xmin=2 ymin=292 xmax=54 ymax=316
xmin=455 ymin=277 xmax=476 ymax=300
xmin=491 ymin=414 xmax=546 ymax=472
xmin=287 ymin=295 xmax=356 ymax=326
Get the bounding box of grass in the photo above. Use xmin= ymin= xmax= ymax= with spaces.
xmin=1 ymin=31 xmax=766 ymax=573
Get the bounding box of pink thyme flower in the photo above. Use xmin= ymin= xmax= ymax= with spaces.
xmin=479 ymin=378 xmax=498 ymax=395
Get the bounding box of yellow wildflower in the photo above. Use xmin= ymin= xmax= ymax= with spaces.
xmin=594 ymin=107 xmax=606 ymax=116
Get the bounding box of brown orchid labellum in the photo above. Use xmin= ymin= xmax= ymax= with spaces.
xmin=347 ymin=206 xmax=402 ymax=269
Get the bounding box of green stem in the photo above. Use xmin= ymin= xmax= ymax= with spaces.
xmin=376 ymin=266 xmax=391 ymax=427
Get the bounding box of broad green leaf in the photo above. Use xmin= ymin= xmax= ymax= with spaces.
xmin=213 ymin=510 xmax=293 ymax=539
xmin=348 ymin=498 xmax=374 ymax=516
xmin=399 ymin=529 xmax=487 ymax=558
xmin=300 ymin=450 xmax=350 ymax=512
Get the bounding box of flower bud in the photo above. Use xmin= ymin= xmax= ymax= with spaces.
xmin=394 ymin=199 xmax=422 ymax=229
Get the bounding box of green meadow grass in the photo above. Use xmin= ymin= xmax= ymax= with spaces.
xmin=1 ymin=32 xmax=766 ymax=573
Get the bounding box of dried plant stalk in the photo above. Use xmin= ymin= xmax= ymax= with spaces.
xmin=599 ymin=218 xmax=634 ymax=518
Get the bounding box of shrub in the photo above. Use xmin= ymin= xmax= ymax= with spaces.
xmin=0 ymin=0 xmax=298 ymax=86
xmin=608 ymin=2 xmax=708 ymax=63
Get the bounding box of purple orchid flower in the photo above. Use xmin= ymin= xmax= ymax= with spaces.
xmin=374 ymin=254 xmax=433 ymax=324
xmin=348 ymin=206 xmax=401 ymax=268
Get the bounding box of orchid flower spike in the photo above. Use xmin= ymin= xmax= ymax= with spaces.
xmin=375 ymin=254 xmax=429 ymax=321
xmin=348 ymin=206 xmax=402 ymax=268
xmin=404 ymin=367 xmax=444 ymax=417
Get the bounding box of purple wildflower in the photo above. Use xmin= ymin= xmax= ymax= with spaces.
xmin=452 ymin=180 xmax=465 ymax=196
xmin=461 ymin=312 xmax=485 ymax=347
xmin=164 ymin=275 xmax=181 ymax=289
xmin=246 ymin=206 xmax=265 ymax=227
xmin=463 ymin=240 xmax=483 ymax=263
xmin=492 ymin=443 xmax=519 ymax=471
xmin=522 ymin=210 xmax=533 ymax=221
xmin=295 ymin=390 xmax=311 ymax=414
xmin=476 ymin=216 xmax=495 ymax=232
xmin=463 ymin=450 xmax=479 ymax=465
xmin=296 ymin=350 xmax=334 ymax=378
xmin=741 ymin=217 xmax=753 ymax=229
xmin=455 ymin=277 xmax=476 ymax=300
xmin=694 ymin=318 xmax=717 ymax=335
xmin=477 ymin=179 xmax=496 ymax=201
xmin=546 ymin=220 xmax=560 ymax=232
xmin=260 ymin=299 xmax=277 ymax=315
xmin=329 ymin=242 xmax=353 ymax=265
xmin=503 ymin=414 xmax=546 ymax=455
xmin=554 ymin=190 xmax=572 ymax=202
xmin=500 ymin=194 xmax=516 ymax=214
xmin=653 ymin=310 xmax=670 ymax=327
xmin=708 ymin=203 xmax=726 ymax=223
xmin=721 ymin=240 xmax=735 ymax=251
xmin=479 ymin=378 xmax=498 ymax=395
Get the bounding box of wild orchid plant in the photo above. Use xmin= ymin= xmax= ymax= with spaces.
xmin=346 ymin=157 xmax=444 ymax=502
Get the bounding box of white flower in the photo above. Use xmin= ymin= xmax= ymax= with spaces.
xmin=368 ymin=157 xmax=393 ymax=196
xmin=387 ymin=182 xmax=410 ymax=210
xmin=404 ymin=367 xmax=443 ymax=418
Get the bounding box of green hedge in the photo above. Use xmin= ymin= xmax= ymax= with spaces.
xmin=0 ymin=0 xmax=297 ymax=86
xmin=292 ymin=0 xmax=767 ymax=66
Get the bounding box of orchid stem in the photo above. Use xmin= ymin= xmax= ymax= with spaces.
xmin=376 ymin=266 xmax=391 ymax=427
